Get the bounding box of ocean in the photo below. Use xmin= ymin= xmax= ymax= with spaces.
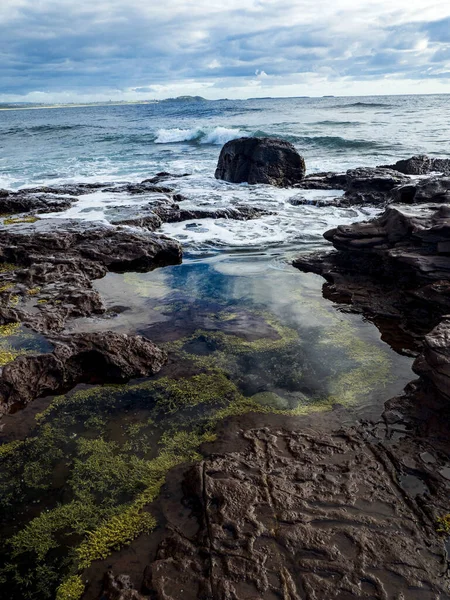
xmin=0 ymin=94 xmax=449 ymax=251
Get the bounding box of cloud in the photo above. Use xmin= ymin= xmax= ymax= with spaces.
xmin=0 ymin=0 xmax=449 ymax=101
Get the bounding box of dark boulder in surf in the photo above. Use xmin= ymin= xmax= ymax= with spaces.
xmin=215 ymin=137 xmax=306 ymax=187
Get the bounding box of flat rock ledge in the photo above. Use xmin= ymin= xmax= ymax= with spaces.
xmin=102 ymin=422 xmax=450 ymax=600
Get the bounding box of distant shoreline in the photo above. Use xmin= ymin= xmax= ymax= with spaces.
xmin=0 ymin=101 xmax=158 ymax=112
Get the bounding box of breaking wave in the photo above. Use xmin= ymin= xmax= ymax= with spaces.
xmin=154 ymin=126 xmax=246 ymax=145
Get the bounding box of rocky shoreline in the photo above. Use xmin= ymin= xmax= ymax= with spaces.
xmin=0 ymin=150 xmax=449 ymax=599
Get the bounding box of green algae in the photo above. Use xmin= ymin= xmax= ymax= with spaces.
xmin=0 ymin=262 xmax=18 ymax=273
xmin=437 ymin=514 xmax=450 ymax=534
xmin=3 ymin=216 xmax=39 ymax=225
xmin=27 ymin=286 xmax=41 ymax=295
xmin=56 ymin=575 xmax=85 ymax=600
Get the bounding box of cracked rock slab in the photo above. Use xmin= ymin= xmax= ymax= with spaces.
xmin=144 ymin=427 xmax=449 ymax=600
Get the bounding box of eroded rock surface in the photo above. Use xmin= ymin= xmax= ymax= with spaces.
xmin=413 ymin=318 xmax=450 ymax=402
xmin=110 ymin=423 xmax=449 ymax=599
xmin=215 ymin=137 xmax=306 ymax=186
xmin=392 ymin=177 xmax=450 ymax=205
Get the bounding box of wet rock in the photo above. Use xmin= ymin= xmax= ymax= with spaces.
xmin=18 ymin=182 xmax=107 ymax=196
xmin=143 ymin=426 xmax=448 ymax=599
xmin=102 ymin=572 xmax=146 ymax=600
xmin=293 ymin=205 xmax=450 ymax=351
xmin=113 ymin=204 xmax=272 ymax=231
xmin=391 ymin=176 xmax=450 ymax=204
xmin=380 ymin=154 xmax=450 ymax=176
xmin=293 ymin=171 xmax=347 ymax=190
xmin=345 ymin=167 xmax=410 ymax=193
xmin=102 ymin=182 xmax=173 ymax=195
xmin=142 ymin=172 xmax=190 ymax=185
xmin=323 ymin=205 xmax=450 ymax=280
xmin=413 ymin=318 xmax=450 ymax=401
xmin=215 ymin=137 xmax=306 ymax=186
xmin=0 ymin=193 xmax=77 ymax=215
xmin=0 ymin=331 xmax=167 ymax=413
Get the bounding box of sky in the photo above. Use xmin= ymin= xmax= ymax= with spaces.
xmin=0 ymin=0 xmax=450 ymax=103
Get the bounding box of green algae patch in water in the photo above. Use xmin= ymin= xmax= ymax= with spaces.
xmin=0 ymin=322 xmax=53 ymax=367
xmin=56 ymin=575 xmax=85 ymax=600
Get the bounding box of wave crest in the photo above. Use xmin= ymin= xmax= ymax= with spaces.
xmin=154 ymin=126 xmax=246 ymax=145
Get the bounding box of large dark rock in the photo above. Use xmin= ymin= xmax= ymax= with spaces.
xmin=0 ymin=331 xmax=167 ymax=414
xmin=380 ymin=154 xmax=450 ymax=176
xmin=413 ymin=318 xmax=450 ymax=401
xmin=215 ymin=137 xmax=306 ymax=187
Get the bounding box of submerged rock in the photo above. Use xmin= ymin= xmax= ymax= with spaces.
xmin=0 ymin=331 xmax=167 ymax=413
xmin=215 ymin=137 xmax=306 ymax=186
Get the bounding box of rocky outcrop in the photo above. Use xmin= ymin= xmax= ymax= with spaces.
xmin=0 ymin=332 xmax=167 ymax=414
xmin=114 ymin=205 xmax=272 ymax=231
xmin=0 ymin=192 xmax=78 ymax=215
xmin=294 ymin=204 xmax=450 ymax=351
xmin=380 ymin=154 xmax=450 ymax=176
xmin=391 ymin=177 xmax=450 ymax=204
xmin=293 ymin=171 xmax=347 ymax=190
xmin=215 ymin=137 xmax=306 ymax=186
xmin=111 ymin=422 xmax=448 ymax=599
xmin=413 ymin=318 xmax=450 ymax=401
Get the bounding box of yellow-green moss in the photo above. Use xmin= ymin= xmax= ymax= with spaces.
xmin=9 ymin=294 xmax=19 ymax=307
xmin=27 ymin=287 xmax=41 ymax=296
xmin=37 ymin=298 xmax=48 ymax=304
xmin=437 ymin=514 xmax=450 ymax=534
xmin=3 ymin=216 xmax=39 ymax=225
xmin=76 ymin=508 xmax=156 ymax=569
xmin=0 ymin=263 xmax=18 ymax=273
xmin=0 ymin=322 xmax=20 ymax=337
xmin=0 ymin=283 xmax=13 ymax=293
xmin=56 ymin=575 xmax=85 ymax=600
xmin=0 ymin=440 xmax=25 ymax=459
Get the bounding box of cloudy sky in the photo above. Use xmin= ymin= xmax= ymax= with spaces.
xmin=1 ymin=0 xmax=449 ymax=102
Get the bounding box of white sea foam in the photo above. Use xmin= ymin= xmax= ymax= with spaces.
xmin=154 ymin=126 xmax=246 ymax=145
